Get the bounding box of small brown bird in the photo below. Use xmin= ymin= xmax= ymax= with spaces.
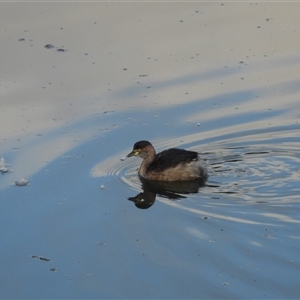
xmin=127 ymin=140 xmax=207 ymax=181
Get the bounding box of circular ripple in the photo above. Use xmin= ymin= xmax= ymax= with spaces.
xmin=91 ymin=123 xmax=300 ymax=203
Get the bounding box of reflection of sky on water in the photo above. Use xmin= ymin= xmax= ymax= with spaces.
xmin=2 ymin=67 xmax=299 ymax=186
xmin=1 ymin=3 xmax=300 ymax=299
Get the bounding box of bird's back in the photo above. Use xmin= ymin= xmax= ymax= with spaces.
xmin=144 ymin=148 xmax=204 ymax=181
xmin=149 ymin=148 xmax=198 ymax=172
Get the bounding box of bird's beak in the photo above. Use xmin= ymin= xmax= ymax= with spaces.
xmin=127 ymin=149 xmax=140 ymax=157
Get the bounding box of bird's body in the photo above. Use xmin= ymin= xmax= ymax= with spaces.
xmin=127 ymin=140 xmax=207 ymax=181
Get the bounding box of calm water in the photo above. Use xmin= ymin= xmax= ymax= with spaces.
xmin=1 ymin=109 xmax=299 ymax=299
xmin=1 ymin=3 xmax=300 ymax=299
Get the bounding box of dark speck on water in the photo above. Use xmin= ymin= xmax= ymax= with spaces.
xmin=44 ymin=44 xmax=55 ymax=49
xmin=31 ymin=255 xmax=51 ymax=262
xmin=44 ymin=44 xmax=66 ymax=52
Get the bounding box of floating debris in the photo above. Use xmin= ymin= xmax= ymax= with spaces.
xmin=50 ymin=268 xmax=57 ymax=272
xmin=0 ymin=167 xmax=9 ymax=174
xmin=15 ymin=178 xmax=29 ymax=186
xmin=120 ymin=157 xmax=126 ymax=161
xmin=0 ymin=157 xmax=9 ymax=173
xmin=44 ymin=44 xmax=67 ymax=52
xmin=44 ymin=43 xmax=55 ymax=49
xmin=100 ymin=184 xmax=105 ymax=189
xmin=0 ymin=167 xmax=8 ymax=173
xmin=97 ymin=241 xmax=107 ymax=246
xmin=31 ymin=255 xmax=51 ymax=262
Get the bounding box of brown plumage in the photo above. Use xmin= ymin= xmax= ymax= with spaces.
xmin=127 ymin=140 xmax=207 ymax=181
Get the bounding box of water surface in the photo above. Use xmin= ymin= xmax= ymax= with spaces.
xmin=1 ymin=2 xmax=300 ymax=299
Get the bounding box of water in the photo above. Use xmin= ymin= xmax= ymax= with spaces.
xmin=97 ymin=120 xmax=300 ymax=299
xmin=3 ymin=115 xmax=297 ymax=299
xmin=1 ymin=3 xmax=300 ymax=299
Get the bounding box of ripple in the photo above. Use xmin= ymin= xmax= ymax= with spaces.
xmin=91 ymin=122 xmax=300 ymax=204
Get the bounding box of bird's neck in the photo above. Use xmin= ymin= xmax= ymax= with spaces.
xmin=138 ymin=149 xmax=156 ymax=177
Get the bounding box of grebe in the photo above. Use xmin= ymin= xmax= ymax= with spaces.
xmin=127 ymin=140 xmax=207 ymax=181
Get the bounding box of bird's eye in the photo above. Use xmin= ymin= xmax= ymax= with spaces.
xmin=134 ymin=149 xmax=141 ymax=155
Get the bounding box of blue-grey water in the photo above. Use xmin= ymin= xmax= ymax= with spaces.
xmin=1 ymin=109 xmax=299 ymax=299
xmin=1 ymin=3 xmax=300 ymax=299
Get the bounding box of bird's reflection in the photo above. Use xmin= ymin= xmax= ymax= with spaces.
xmin=127 ymin=176 xmax=206 ymax=209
